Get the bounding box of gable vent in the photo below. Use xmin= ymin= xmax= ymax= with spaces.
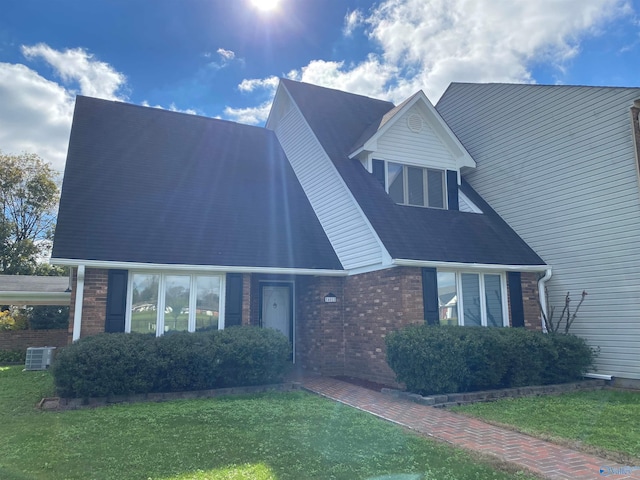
xmin=407 ymin=113 xmax=424 ymax=133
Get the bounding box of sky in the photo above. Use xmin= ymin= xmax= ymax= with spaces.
xmin=1 ymin=0 xmax=639 ymax=174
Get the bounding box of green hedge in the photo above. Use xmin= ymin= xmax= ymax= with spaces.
xmin=52 ymin=326 xmax=292 ymax=398
xmin=0 ymin=349 xmax=26 ymax=364
xmin=386 ymin=325 xmax=595 ymax=395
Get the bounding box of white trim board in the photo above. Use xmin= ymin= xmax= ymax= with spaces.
xmin=51 ymin=258 xmax=347 ymax=277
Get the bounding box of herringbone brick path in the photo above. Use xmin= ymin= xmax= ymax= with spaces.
xmin=300 ymin=375 xmax=640 ymax=480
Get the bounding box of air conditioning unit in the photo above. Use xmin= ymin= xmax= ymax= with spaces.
xmin=25 ymin=347 xmax=56 ymax=371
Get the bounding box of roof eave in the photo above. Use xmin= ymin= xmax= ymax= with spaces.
xmin=0 ymin=291 xmax=71 ymax=306
xmin=51 ymin=258 xmax=347 ymax=276
xmin=392 ymin=258 xmax=549 ymax=272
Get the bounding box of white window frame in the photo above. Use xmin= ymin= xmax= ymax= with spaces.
xmin=440 ymin=270 xmax=509 ymax=327
xmin=384 ymin=161 xmax=447 ymax=209
xmin=125 ymin=271 xmax=226 ymax=336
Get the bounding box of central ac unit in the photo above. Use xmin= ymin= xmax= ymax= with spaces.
xmin=25 ymin=347 xmax=56 ymax=371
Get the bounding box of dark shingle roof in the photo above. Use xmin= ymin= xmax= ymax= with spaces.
xmin=52 ymin=96 xmax=342 ymax=270
xmin=281 ymin=79 xmax=545 ymax=266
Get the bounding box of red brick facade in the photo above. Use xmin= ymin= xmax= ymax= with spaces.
xmin=69 ymin=266 xmax=541 ymax=386
xmin=69 ymin=268 xmax=109 ymax=338
xmin=342 ymin=267 xmax=424 ymax=385
xmin=0 ymin=329 xmax=70 ymax=351
xmin=295 ymin=275 xmax=345 ymax=376
xmin=295 ymin=267 xmax=541 ymax=386
xmin=521 ymin=272 xmax=542 ymax=331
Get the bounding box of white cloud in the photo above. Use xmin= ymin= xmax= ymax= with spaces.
xmin=237 ymin=76 xmax=279 ymax=93
xmin=22 ymin=43 xmax=127 ymax=100
xmin=141 ymin=100 xmax=198 ymax=116
xmin=224 ymin=100 xmax=273 ymax=125
xmin=288 ymin=56 xmax=399 ymax=100
xmin=0 ymin=44 xmax=128 ymax=173
xmin=0 ymin=62 xmax=74 ymax=173
xmin=364 ymin=0 xmax=630 ymax=101
xmin=217 ymin=48 xmax=236 ymax=61
xmin=228 ymin=0 xmax=632 ymax=115
xmin=343 ymin=9 xmax=364 ymax=36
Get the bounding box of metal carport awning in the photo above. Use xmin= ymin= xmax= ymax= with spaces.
xmin=0 ymin=275 xmax=71 ymax=306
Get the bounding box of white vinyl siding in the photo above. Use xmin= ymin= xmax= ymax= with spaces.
xmin=458 ymin=191 xmax=483 ymax=214
xmin=438 ymin=84 xmax=640 ymax=380
xmin=375 ymin=104 xmax=459 ymax=171
xmin=271 ymin=102 xmax=385 ymax=270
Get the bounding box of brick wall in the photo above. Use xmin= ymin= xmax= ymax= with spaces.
xmin=342 ymin=267 xmax=424 ymax=386
xmin=521 ymin=272 xmax=542 ymax=331
xmin=69 ymin=268 xmax=109 ymax=339
xmin=0 ymin=329 xmax=70 ymax=351
xmin=241 ymin=273 xmax=252 ymax=325
xmin=295 ymin=275 xmax=345 ymax=376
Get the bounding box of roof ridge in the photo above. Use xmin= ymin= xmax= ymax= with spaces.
xmin=75 ymin=95 xmax=268 ymax=133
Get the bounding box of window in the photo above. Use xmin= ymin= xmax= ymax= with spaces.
xmin=438 ymin=271 xmax=507 ymax=327
xmin=128 ymin=273 xmax=223 ymax=335
xmin=437 ymin=272 xmax=458 ymax=325
xmin=385 ymin=161 xmax=445 ymax=208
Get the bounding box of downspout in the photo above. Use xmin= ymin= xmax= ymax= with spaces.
xmin=538 ymin=268 xmax=552 ymax=333
xmin=72 ymin=265 xmax=85 ymax=342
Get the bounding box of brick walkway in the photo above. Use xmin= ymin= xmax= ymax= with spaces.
xmin=299 ymin=375 xmax=640 ymax=480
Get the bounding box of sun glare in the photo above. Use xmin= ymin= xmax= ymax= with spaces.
xmin=250 ymin=0 xmax=280 ymax=12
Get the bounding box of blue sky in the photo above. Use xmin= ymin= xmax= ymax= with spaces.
xmin=1 ymin=0 xmax=639 ymax=173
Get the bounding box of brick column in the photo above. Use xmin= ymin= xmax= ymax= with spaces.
xmin=343 ymin=267 xmax=423 ymax=386
xmin=521 ymin=272 xmax=542 ymax=331
xmin=68 ymin=268 xmax=109 ymax=339
xmin=295 ymin=275 xmax=345 ymax=376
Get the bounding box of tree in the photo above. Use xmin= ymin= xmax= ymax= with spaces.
xmin=0 ymin=151 xmax=59 ymax=275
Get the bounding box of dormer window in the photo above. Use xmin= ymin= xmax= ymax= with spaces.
xmin=373 ymin=159 xmax=446 ymax=209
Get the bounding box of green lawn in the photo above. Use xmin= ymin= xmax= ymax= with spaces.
xmin=0 ymin=366 xmax=537 ymax=480
xmin=452 ymin=389 xmax=640 ymax=462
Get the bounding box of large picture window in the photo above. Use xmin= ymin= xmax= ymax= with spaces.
xmin=128 ymin=273 xmax=223 ymax=335
xmin=437 ymin=271 xmax=507 ymax=327
xmin=386 ymin=162 xmax=445 ymax=208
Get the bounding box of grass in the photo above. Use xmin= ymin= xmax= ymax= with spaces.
xmin=452 ymin=389 xmax=640 ymax=462
xmin=0 ymin=366 xmax=538 ymax=480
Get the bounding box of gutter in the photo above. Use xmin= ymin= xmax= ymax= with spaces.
xmin=51 ymin=258 xmax=348 ymax=277
xmin=584 ymin=373 xmax=613 ymax=381
xmin=392 ymin=258 xmax=549 ymax=273
xmin=537 ymin=268 xmax=553 ymax=332
xmin=0 ymin=291 xmax=71 ymax=306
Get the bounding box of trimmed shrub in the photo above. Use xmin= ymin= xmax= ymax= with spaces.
xmin=26 ymin=305 xmax=70 ymax=330
xmin=0 ymin=349 xmax=26 ymax=364
xmin=386 ymin=325 xmax=468 ymax=395
xmin=52 ymin=333 xmax=157 ymax=398
xmin=52 ymin=326 xmax=292 ymax=398
xmin=386 ymin=325 xmax=595 ymax=396
xmin=213 ymin=326 xmax=293 ymax=387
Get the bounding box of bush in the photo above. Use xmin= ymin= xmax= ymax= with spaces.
xmin=0 ymin=309 xmax=28 ymax=331
xmin=52 ymin=326 xmax=291 ymax=398
xmin=52 ymin=333 xmax=157 ymax=398
xmin=0 ymin=349 xmax=26 ymax=364
xmin=26 ymin=306 xmax=70 ymax=330
xmin=213 ymin=326 xmax=293 ymax=387
xmin=386 ymin=325 xmax=595 ymax=396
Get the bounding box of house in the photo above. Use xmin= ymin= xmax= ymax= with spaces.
xmin=52 ymin=80 xmax=549 ymax=386
xmin=437 ymin=83 xmax=640 ymax=385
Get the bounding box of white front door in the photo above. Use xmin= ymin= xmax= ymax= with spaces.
xmin=261 ymin=285 xmax=292 ymax=341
